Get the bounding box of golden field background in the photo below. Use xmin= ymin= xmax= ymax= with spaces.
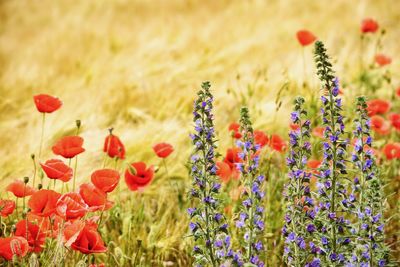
xmin=1 ymin=0 xmax=399 ymax=189
xmin=0 ymin=0 xmax=400 ymax=265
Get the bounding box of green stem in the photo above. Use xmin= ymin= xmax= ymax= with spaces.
xmin=73 ymin=156 xmax=78 ymax=191
xmin=38 ymin=113 xmax=46 ymax=159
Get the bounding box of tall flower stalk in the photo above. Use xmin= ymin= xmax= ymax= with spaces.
xmin=351 ymin=96 xmax=389 ymax=266
xmin=235 ymin=107 xmax=265 ymax=267
xmin=188 ymin=81 xmax=232 ymax=267
xmin=313 ymin=41 xmax=352 ymax=265
xmin=283 ymin=97 xmax=314 ymax=266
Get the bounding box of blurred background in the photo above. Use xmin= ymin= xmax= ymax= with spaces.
xmin=1 ymin=0 xmax=399 ymax=187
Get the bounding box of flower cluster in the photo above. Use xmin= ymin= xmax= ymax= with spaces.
xmin=350 ymin=96 xmax=389 ymax=266
xmin=283 ymin=97 xmax=314 ymax=266
xmin=188 ymin=82 xmax=234 ymax=266
xmin=0 ymin=93 xmax=165 ymax=265
xmin=234 ymin=107 xmax=265 ymax=266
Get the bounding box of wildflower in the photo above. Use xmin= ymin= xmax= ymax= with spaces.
xmin=268 ymin=134 xmax=287 ymax=152
xmin=91 ymin=169 xmax=120 ymax=193
xmin=0 ymin=199 xmax=15 ymax=217
xmin=0 ymin=236 xmax=29 ymax=260
xmin=313 ymin=41 xmax=351 ymax=263
xmin=189 ymin=82 xmax=233 ymax=266
xmin=216 ymin=161 xmax=233 ymax=183
xmin=6 ymin=180 xmax=36 ymax=198
xmin=382 ymin=143 xmax=400 ymax=160
xmin=124 ymin=162 xmax=154 ymax=191
xmin=375 ymin=54 xmax=392 ymax=67
xmin=229 ymin=122 xmax=242 ymax=139
xmin=235 ymin=106 xmax=265 ymax=266
xmin=103 ymin=129 xmax=125 ymax=159
xmin=33 ymin=94 xmax=62 ymax=113
xmin=352 ymin=97 xmax=390 ymax=265
xmin=388 ymin=113 xmax=400 ymax=131
xmin=69 ymin=221 xmax=107 ymax=254
xmin=52 ymin=136 xmax=85 ymax=158
xmin=79 ymin=183 xmax=113 ymax=211
xmin=14 ymin=219 xmax=46 ymax=253
xmin=366 ymin=99 xmax=391 ymax=116
xmin=296 ymin=30 xmax=317 ymax=46
xmin=254 ymin=130 xmax=269 ymax=148
xmin=40 ymin=159 xmax=73 ymax=182
xmin=283 ymin=97 xmax=313 ymax=266
xmin=153 ymin=142 xmax=174 ymax=158
xmin=56 ymin=192 xmax=89 ymax=220
xmin=312 ymin=126 xmax=325 ymax=138
xmin=370 ymin=116 xmax=391 ymax=135
xmin=28 ymin=189 xmax=61 ymax=217
xmin=361 ymin=18 xmax=379 ymax=33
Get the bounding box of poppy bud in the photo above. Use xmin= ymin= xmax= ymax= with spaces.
xmin=31 ymin=154 xmax=35 ymax=160
xmin=76 ymin=120 xmax=81 ymax=129
xmin=24 ymin=177 xmax=29 ymax=184
xmin=154 ymin=166 xmax=160 ymax=173
xmin=38 ymin=184 xmax=43 ymax=190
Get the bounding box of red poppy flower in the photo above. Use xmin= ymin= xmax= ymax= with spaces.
xmin=223 ymin=147 xmax=242 ymax=170
xmin=0 ymin=199 xmax=15 ymax=217
xmin=268 ymin=134 xmax=287 ymax=152
xmin=33 ymin=94 xmax=62 ymax=113
xmin=56 ymin=192 xmax=89 ymax=220
xmin=14 ymin=219 xmax=46 ymax=253
xmin=216 ymin=161 xmax=233 ymax=183
xmin=52 ymin=136 xmax=85 ymax=159
xmin=27 ymin=213 xmax=63 ymax=238
xmin=228 ymin=122 xmax=242 ymax=139
xmin=124 ymin=162 xmax=154 ymax=191
xmin=312 ymin=127 xmax=325 ymax=138
xmin=6 ymin=180 xmax=36 ymax=198
xmin=396 ymin=87 xmax=400 ymax=98
xmin=28 ymin=189 xmax=61 ymax=217
xmin=289 ymin=123 xmax=300 ymax=131
xmin=0 ymin=236 xmax=29 ymax=260
xmin=91 ymin=169 xmax=120 ymax=193
xmin=103 ymin=133 xmax=125 ymax=159
xmin=389 ymin=113 xmax=400 ymax=131
xmin=40 ymin=159 xmax=73 ymax=182
xmin=375 ymin=54 xmax=392 ymax=67
xmin=296 ymin=30 xmax=317 ymax=46
xmin=79 ymin=183 xmax=113 ymax=211
xmin=382 ymin=143 xmax=400 ymax=160
xmin=254 ymin=130 xmax=269 ymax=148
xmin=63 ymin=220 xmax=85 ymax=247
xmin=70 ymin=221 xmax=107 ymax=254
xmin=89 ymin=264 xmax=106 ymax=267
xmin=307 ymin=159 xmax=322 ymax=170
xmin=370 ymin=115 xmax=391 ymax=135
xmin=152 ymin=142 xmax=174 ymax=158
xmin=366 ymin=99 xmax=391 ymax=116
xmin=361 ymin=18 xmax=379 ymax=33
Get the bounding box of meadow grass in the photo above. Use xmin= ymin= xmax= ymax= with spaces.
xmin=0 ymin=0 xmax=399 ymax=266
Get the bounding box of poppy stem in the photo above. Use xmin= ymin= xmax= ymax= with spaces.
xmin=102 ymin=153 xmax=107 ymax=168
xmin=38 ymin=113 xmax=46 ymax=159
xmin=15 ymin=198 xmax=19 ymax=218
xmin=114 ymin=157 xmax=118 ymax=170
xmin=302 ymin=46 xmax=307 ymax=87
xmin=31 ymin=154 xmax=37 ymax=189
xmin=162 ymin=159 xmax=169 ymax=176
xmin=73 ymin=156 xmax=78 ymax=191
